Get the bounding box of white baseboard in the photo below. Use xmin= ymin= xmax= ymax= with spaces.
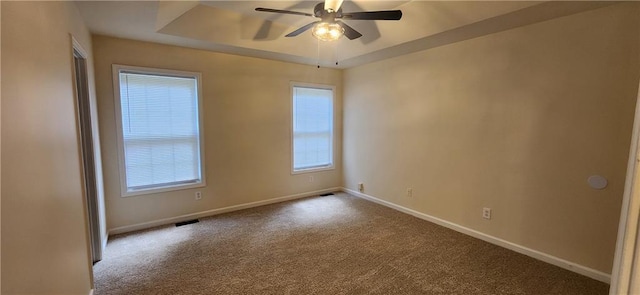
xmin=108 ymin=187 xmax=340 ymax=235
xmin=342 ymin=187 xmax=611 ymax=284
xmin=88 ymin=289 xmax=94 ymax=295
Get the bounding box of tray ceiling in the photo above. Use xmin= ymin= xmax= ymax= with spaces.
xmin=76 ymin=1 xmax=614 ymax=68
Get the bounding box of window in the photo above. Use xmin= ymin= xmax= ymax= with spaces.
xmin=113 ymin=65 xmax=205 ymax=196
xmin=292 ymin=84 xmax=334 ymax=173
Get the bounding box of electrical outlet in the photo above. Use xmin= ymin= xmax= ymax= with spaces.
xmin=406 ymin=188 xmax=413 ymax=198
xmin=482 ymin=207 xmax=491 ymax=220
xmin=195 ymin=191 xmax=202 ymax=200
xmin=358 ymin=182 xmax=364 ymax=192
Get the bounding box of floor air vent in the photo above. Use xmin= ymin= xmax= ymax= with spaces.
xmin=175 ymin=219 xmax=199 ymax=227
xmin=319 ymin=193 xmax=334 ymax=197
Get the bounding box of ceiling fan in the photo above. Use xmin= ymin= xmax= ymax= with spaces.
xmin=255 ymin=0 xmax=402 ymax=41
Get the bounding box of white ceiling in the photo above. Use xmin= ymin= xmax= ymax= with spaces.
xmin=75 ymin=1 xmax=615 ymax=68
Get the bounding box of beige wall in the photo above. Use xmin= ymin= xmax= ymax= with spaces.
xmin=343 ymin=3 xmax=640 ymax=274
xmin=93 ymin=36 xmax=343 ymax=230
xmin=1 ymin=1 xmax=96 ymax=294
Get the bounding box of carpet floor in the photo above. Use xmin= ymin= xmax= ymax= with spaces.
xmin=94 ymin=192 xmax=609 ymax=294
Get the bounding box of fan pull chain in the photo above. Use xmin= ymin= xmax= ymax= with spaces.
xmin=335 ymin=41 xmax=339 ymax=66
xmin=317 ymin=38 xmax=321 ymax=68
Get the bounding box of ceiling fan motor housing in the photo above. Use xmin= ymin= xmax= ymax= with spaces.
xmin=314 ymin=2 xmax=342 ymax=21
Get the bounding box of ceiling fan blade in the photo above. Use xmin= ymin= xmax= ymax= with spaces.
xmin=285 ymin=21 xmax=321 ymax=37
xmin=336 ymin=21 xmax=362 ymax=40
xmin=340 ymin=10 xmax=403 ymax=20
xmin=255 ymin=7 xmax=313 ymax=17
xmin=324 ymin=0 xmax=344 ymax=12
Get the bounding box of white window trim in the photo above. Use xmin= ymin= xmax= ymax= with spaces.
xmin=112 ymin=64 xmax=206 ymax=197
xmin=290 ymin=81 xmax=336 ymax=175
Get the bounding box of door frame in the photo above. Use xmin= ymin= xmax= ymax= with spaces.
xmin=71 ymin=36 xmax=102 ymax=264
xmin=610 ymin=79 xmax=640 ymax=294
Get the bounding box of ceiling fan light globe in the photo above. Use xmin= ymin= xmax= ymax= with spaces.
xmin=312 ymin=22 xmax=344 ymax=41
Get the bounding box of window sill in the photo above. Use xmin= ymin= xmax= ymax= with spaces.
xmin=121 ymin=181 xmax=206 ymax=197
xmin=292 ymin=165 xmax=335 ymax=175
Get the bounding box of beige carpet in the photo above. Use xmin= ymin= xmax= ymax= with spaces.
xmin=94 ymin=193 xmax=608 ymax=294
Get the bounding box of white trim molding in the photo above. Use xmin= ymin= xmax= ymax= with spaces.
xmin=109 ymin=187 xmax=341 ymax=235
xmin=342 ymin=187 xmax=611 ymax=284
xmin=610 ymin=79 xmax=640 ymax=294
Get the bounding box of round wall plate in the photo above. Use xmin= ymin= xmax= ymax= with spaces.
xmin=587 ymin=175 xmax=608 ymax=190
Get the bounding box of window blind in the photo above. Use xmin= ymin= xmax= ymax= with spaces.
xmin=119 ymin=72 xmax=202 ymax=190
xmin=292 ymin=86 xmax=333 ymax=171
